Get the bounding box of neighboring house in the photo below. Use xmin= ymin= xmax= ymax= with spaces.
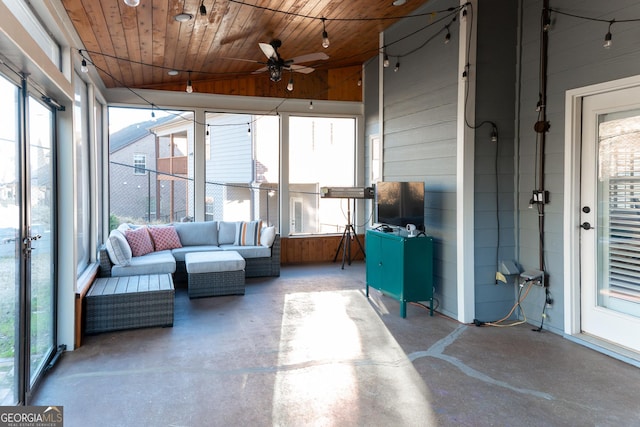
xmin=109 ymin=115 xmax=185 ymax=223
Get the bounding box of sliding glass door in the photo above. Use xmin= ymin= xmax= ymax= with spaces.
xmin=0 ymin=74 xmax=56 ymax=405
xmin=27 ymin=96 xmax=55 ymax=392
xmin=0 ymin=72 xmax=20 ymax=406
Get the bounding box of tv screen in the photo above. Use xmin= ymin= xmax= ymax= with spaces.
xmin=376 ymin=181 xmax=424 ymax=229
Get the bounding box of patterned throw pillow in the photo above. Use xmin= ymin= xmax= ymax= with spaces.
xmin=235 ymin=220 xmax=262 ymax=246
xmin=148 ymin=225 xmax=183 ymax=251
xmin=125 ymin=226 xmax=155 ymax=257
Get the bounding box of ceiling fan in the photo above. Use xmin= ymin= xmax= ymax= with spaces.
xmin=252 ymin=39 xmax=329 ymax=82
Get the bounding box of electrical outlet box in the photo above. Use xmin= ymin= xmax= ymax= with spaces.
xmin=500 ymin=260 xmax=520 ymax=275
xmin=532 ymin=190 xmax=550 ymax=204
xmin=521 ymin=269 xmax=545 ymax=286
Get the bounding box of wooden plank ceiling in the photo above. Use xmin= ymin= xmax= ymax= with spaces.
xmin=62 ymin=0 xmax=431 ymax=100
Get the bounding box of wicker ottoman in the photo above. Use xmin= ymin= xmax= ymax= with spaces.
xmin=85 ymin=273 xmax=174 ymax=334
xmin=185 ymin=251 xmax=246 ymax=298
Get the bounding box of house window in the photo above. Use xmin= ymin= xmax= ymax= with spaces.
xmin=133 ymin=154 xmax=146 ymax=175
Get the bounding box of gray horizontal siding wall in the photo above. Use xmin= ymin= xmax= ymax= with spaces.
xmin=382 ymin=0 xmax=460 ymax=318
xmin=517 ymin=0 xmax=640 ymax=332
xmin=473 ymin=0 xmax=518 ymax=321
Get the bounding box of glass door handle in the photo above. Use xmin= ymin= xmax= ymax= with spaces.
xmin=23 ymin=234 xmax=42 ymax=244
xmin=22 ymin=234 xmax=42 ymax=255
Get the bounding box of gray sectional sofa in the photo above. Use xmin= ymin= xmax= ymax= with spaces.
xmin=98 ymin=220 xmax=281 ymax=282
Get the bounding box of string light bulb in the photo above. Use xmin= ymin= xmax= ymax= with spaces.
xmin=542 ymin=9 xmax=551 ymax=32
xmin=309 ymin=101 xmax=314 ymax=110
xmin=124 ymin=0 xmax=140 ymax=7
xmin=199 ymin=0 xmax=207 ymax=16
xmin=321 ymin=18 xmax=330 ymax=48
xmin=287 ymin=75 xmax=294 ymax=91
xmin=383 ymin=53 xmax=390 ymax=68
xmin=394 ymin=61 xmax=400 ymax=72
xmin=80 ymin=59 xmax=88 ymax=73
xmin=186 ymin=71 xmax=193 ymax=93
xmin=603 ymin=21 xmax=613 ymax=49
xmin=357 ymin=78 xmax=362 ymax=87
xmin=490 ymin=125 xmax=498 ymax=142
xmin=444 ymin=26 xmax=451 ymax=44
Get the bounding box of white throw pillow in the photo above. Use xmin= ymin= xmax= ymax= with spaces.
xmin=261 ymin=226 xmax=276 ymax=247
xmin=105 ymin=229 xmax=133 ymax=266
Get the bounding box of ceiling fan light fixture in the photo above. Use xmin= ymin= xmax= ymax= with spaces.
xmin=268 ymin=64 xmax=282 ymax=82
xmin=392 ymin=0 xmax=407 ymax=6
xmin=124 ymin=0 xmax=140 ymax=7
xmin=167 ymin=70 xmax=179 ymax=76
xmin=174 ymin=13 xmax=193 ymax=22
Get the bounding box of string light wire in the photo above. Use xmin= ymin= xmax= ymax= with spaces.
xmin=76 ymin=3 xmax=468 ymax=131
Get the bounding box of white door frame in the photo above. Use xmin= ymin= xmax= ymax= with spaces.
xmin=564 ymin=74 xmax=640 ymax=342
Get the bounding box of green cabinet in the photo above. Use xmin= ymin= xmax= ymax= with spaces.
xmin=365 ymin=229 xmax=434 ymax=318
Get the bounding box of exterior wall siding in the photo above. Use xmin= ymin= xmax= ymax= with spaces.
xmin=517 ymin=0 xmax=640 ymax=332
xmin=380 ymin=0 xmax=460 ymax=318
xmin=473 ymin=0 xmax=518 ymax=321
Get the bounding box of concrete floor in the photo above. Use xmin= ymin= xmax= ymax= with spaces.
xmin=33 ymin=262 xmax=640 ymax=426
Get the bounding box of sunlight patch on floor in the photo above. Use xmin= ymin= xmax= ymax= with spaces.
xmin=272 ymin=290 xmax=436 ymax=425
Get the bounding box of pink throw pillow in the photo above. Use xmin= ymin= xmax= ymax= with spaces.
xmin=148 ymin=225 xmax=182 ymax=251
xmin=125 ymin=227 xmax=154 ymax=257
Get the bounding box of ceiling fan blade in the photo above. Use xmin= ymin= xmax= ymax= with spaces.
xmin=220 ymin=57 xmax=261 ymax=64
xmin=289 ymin=52 xmax=329 ymax=64
xmin=259 ymin=42 xmax=278 ymax=60
xmin=252 ymin=66 xmax=268 ymax=74
xmin=289 ymin=64 xmax=315 ymax=74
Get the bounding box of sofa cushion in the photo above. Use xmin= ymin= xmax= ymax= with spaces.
xmin=105 ymin=229 xmax=132 ymax=266
xmin=220 ymin=244 xmax=271 ymax=259
xmin=261 ymin=226 xmax=276 ymax=247
xmin=185 ymin=251 xmax=245 ymax=274
xmin=149 ymin=225 xmax=182 ymax=251
xmin=111 ymin=250 xmax=176 ymax=277
xmin=218 ymin=221 xmax=237 ymax=245
xmin=171 ymin=245 xmax=223 ymax=262
xmin=125 ymin=227 xmax=155 ymax=257
xmin=235 ymin=220 xmax=262 ymax=246
xmin=174 ymin=221 xmax=218 ymax=246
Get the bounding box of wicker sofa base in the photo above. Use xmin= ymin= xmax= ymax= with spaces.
xmin=85 ymin=274 xmax=174 ymax=334
xmin=188 ymin=269 xmax=245 ymax=298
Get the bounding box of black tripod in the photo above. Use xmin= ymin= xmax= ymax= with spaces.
xmin=333 ymin=198 xmax=365 ymax=269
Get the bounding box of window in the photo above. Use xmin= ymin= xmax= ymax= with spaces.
xmin=204 ymin=113 xmax=279 ymax=226
xmin=133 ymin=154 xmax=146 ymax=175
xmin=3 ymin=0 xmax=61 ymax=69
xmin=109 ymin=107 xmax=194 ymax=225
xmin=288 ymin=116 xmax=356 ymax=235
xmin=74 ymin=73 xmax=90 ymax=274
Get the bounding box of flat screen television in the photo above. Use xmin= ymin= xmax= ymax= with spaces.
xmin=375 ymin=181 xmax=425 ymax=230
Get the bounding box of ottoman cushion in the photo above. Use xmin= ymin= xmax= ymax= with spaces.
xmin=185 ymin=251 xmax=245 ymax=273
